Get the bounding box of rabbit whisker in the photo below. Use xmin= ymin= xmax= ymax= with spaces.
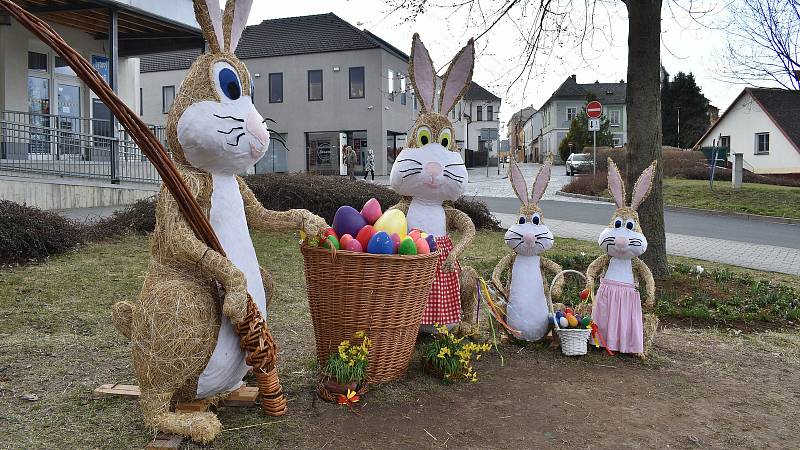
xmin=629 ymin=243 xmax=642 ymax=247
xmin=443 ymin=173 xmax=463 ymax=183
xmin=535 ymin=241 xmax=545 ymax=248
xmin=402 ymin=170 xmax=422 ymax=179
xmin=227 ymin=132 xmax=245 ymax=146
xmin=536 ymin=236 xmax=553 ymax=241
xmin=396 ymin=158 xmax=423 ymax=165
xmin=512 ymin=240 xmax=524 ymax=250
xmin=217 ymin=126 xmax=243 ymax=135
xmin=504 ymin=237 xmax=521 ymax=241
xmin=399 ymin=167 xmax=422 ymax=173
xmin=261 ymin=117 xmax=277 ymax=124
xmin=445 ymin=162 xmax=465 ymax=167
xmin=443 ymin=170 xmax=464 ymax=179
xmin=213 ymin=114 xmax=244 ymax=122
xmin=601 ymin=237 xmax=615 ymax=243
xmin=508 ymin=230 xmax=523 ymax=237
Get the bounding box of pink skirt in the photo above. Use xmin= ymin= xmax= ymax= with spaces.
xmin=593 ymin=278 xmax=644 ymax=354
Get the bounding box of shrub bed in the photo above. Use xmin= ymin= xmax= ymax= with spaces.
xmin=0 ymin=201 xmax=85 ymax=265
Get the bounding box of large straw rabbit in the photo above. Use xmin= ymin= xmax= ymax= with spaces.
xmin=491 ymin=158 xmax=563 ymax=341
xmin=388 ymin=34 xmax=479 ymax=334
xmin=110 ymin=0 xmax=326 ymax=442
xmin=585 ymin=158 xmax=659 ymax=356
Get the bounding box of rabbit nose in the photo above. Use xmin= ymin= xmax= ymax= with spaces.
xmin=245 ymin=110 xmax=269 ymax=148
xmin=614 ymin=236 xmax=629 ymax=249
xmin=424 ymin=162 xmax=443 ymax=178
xmin=523 ymin=234 xmax=536 ymax=245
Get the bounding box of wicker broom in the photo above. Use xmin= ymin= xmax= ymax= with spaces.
xmin=0 ymin=0 xmax=287 ymax=416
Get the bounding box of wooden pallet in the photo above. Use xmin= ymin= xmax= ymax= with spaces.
xmin=145 ymin=433 xmax=182 ymax=450
xmin=93 ymin=383 xmax=259 ymax=407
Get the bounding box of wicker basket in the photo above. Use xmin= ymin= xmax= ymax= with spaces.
xmin=548 ymin=270 xmax=593 ymax=357
xmin=301 ymin=244 xmax=439 ymax=383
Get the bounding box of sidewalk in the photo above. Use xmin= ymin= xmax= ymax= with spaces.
xmin=494 ymin=212 xmax=800 ymax=275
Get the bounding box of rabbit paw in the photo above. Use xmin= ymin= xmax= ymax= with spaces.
xmin=300 ymin=211 xmax=328 ymax=242
xmin=222 ymin=289 xmax=249 ymax=324
xmin=442 ymin=256 xmax=458 ymax=273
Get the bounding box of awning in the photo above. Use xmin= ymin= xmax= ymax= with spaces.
xmin=12 ymin=0 xmax=203 ymax=56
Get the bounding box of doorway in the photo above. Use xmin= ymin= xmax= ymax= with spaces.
xmin=56 ymin=83 xmax=81 ymax=158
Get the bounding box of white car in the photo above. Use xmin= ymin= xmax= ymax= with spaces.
xmin=565 ymin=153 xmax=593 ymax=176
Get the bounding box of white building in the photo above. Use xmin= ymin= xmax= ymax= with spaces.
xmin=450 ymin=81 xmax=502 ymax=166
xmin=0 ymin=0 xmax=203 ymax=209
xmin=695 ymin=88 xmax=800 ymax=175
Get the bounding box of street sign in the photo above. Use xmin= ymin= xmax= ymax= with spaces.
xmin=480 ymin=128 xmax=499 ymax=141
xmin=588 ymin=118 xmax=600 ymax=131
xmin=586 ymin=100 xmax=602 ymax=119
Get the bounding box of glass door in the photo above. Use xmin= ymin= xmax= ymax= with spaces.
xmin=27 ymin=75 xmax=51 ymax=156
xmin=56 ymin=83 xmax=81 ymax=158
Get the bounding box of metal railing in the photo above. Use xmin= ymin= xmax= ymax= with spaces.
xmin=0 ymin=110 xmax=167 ymax=183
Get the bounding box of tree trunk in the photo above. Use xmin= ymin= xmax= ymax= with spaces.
xmin=625 ymin=0 xmax=668 ymax=278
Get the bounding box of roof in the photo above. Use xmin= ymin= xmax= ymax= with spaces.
xmin=545 ymin=75 xmax=626 ymax=105
xmin=140 ymin=13 xmax=408 ymax=73
xmin=694 ymin=87 xmax=800 ymax=153
xmin=507 ymin=105 xmax=537 ymax=127
xmin=464 ymin=81 xmax=501 ymax=102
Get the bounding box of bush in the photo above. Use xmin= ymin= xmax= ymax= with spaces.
xmin=244 ymin=173 xmax=500 ymax=230
xmin=0 ymin=201 xmax=84 ymax=265
xmin=561 ymin=172 xmax=608 ymax=197
xmin=87 ymin=197 xmax=157 ymax=238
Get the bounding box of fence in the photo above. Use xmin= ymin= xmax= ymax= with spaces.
xmin=0 ymin=110 xmax=166 ymax=183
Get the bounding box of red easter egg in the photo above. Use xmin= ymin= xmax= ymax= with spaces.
xmin=339 ymin=234 xmax=354 ymax=247
xmin=360 ymin=198 xmax=383 ymax=225
xmin=565 ymin=307 xmax=574 ymax=315
xmin=414 ymin=237 xmax=430 ymax=254
xmin=408 ymin=229 xmax=422 ymax=241
xmin=355 ymin=225 xmax=376 ymax=250
xmin=343 ymin=238 xmax=363 ymax=252
xmin=579 ymin=288 xmax=590 ymax=300
xmin=323 ymin=227 xmax=337 ymax=240
xmin=390 ymin=233 xmax=401 ymax=253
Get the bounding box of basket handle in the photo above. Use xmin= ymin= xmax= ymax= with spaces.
xmin=548 ymin=269 xmax=587 ymax=331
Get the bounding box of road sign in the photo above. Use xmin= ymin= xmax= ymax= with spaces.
xmin=588 ymin=118 xmax=600 ymax=131
xmin=586 ymin=100 xmax=602 ymax=119
xmin=480 ymin=128 xmax=499 ymax=141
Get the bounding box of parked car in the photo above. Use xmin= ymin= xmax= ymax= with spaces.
xmin=565 ymin=153 xmax=593 ymax=175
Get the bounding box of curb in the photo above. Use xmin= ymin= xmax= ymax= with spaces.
xmin=554 ymin=191 xmax=800 ymax=225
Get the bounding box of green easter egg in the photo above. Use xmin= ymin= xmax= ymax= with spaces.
xmin=323 ymin=235 xmax=340 ymax=250
xmin=581 ymin=317 xmax=591 ymax=327
xmin=398 ymin=237 xmax=418 ymax=255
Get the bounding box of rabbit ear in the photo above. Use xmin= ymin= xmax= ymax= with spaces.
xmin=508 ymin=159 xmax=529 ymax=206
xmin=530 ymin=157 xmax=552 ymax=204
xmin=439 ymin=39 xmax=474 ymax=115
xmin=630 ymin=160 xmax=658 ymax=210
xmin=193 ymin=0 xmax=225 ymax=53
xmin=223 ymin=0 xmax=252 ymax=53
xmin=607 ymin=158 xmax=626 ymax=208
xmin=409 ymin=33 xmax=436 ymax=114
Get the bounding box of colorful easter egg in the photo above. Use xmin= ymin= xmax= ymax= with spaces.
xmin=580 ymin=317 xmax=591 ymax=328
xmin=360 ymin=198 xmax=383 ymax=225
xmin=398 ymin=237 xmax=418 ymax=255
xmin=367 ymin=231 xmax=394 ymax=254
xmin=333 ymin=205 xmax=367 ymax=239
xmin=339 ymin=234 xmax=354 ymax=248
xmin=548 ymin=313 xmax=557 ymax=326
xmin=420 ymin=232 xmax=428 ymax=239
xmin=343 ymin=239 xmax=363 ymax=252
xmin=559 ymin=316 xmax=569 ymax=328
xmin=322 ymin=227 xmax=337 ymax=240
xmin=355 ymin=225 xmax=376 ymax=250
xmin=390 ymin=233 xmax=401 ymax=253
xmin=408 ymin=229 xmax=422 ymax=241
xmin=322 ymin=235 xmax=340 ymax=250
xmin=579 ymin=288 xmax=590 ymax=300
xmin=555 ymin=311 xmax=564 ymax=320
xmin=426 ymin=234 xmax=437 ymax=252
xmin=374 ymin=209 xmax=407 ymax=238
xmin=566 ymin=313 xmax=578 ymax=328
xmin=414 ymin=237 xmax=430 ymax=254
xmin=565 ymin=307 xmax=574 ymax=315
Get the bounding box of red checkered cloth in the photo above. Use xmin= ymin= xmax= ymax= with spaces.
xmin=420 ymin=235 xmax=462 ymax=325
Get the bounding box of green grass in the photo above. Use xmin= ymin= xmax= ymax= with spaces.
xmin=663 ymin=178 xmax=800 ymax=219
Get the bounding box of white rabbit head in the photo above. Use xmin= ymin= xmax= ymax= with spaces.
xmin=504 ymin=158 xmax=554 ymax=256
xmin=390 ymin=34 xmax=473 ymax=202
xmin=598 ymin=158 xmax=657 ymax=259
xmin=167 ymin=0 xmax=270 ymax=175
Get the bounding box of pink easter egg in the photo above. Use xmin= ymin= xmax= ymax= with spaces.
xmin=360 ymin=198 xmax=383 ymax=225
xmin=414 ymin=237 xmax=430 ymax=254
xmin=390 ymin=233 xmax=401 ymax=253
xmin=343 ymin=239 xmax=363 ymax=252
xmin=339 ymin=234 xmax=354 ymax=248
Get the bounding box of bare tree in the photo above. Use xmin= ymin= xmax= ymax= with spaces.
xmin=720 ymin=0 xmax=800 ymax=90
xmin=387 ymin=0 xmax=675 ymax=277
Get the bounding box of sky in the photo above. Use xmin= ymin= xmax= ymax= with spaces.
xmin=242 ymin=0 xmax=758 ymax=132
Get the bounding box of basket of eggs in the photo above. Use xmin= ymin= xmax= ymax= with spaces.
xmin=301 ymin=198 xmax=439 ymax=382
xmin=547 ymin=270 xmax=594 ymax=356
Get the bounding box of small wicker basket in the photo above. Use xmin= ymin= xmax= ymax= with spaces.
xmin=548 ymin=270 xmax=592 ymax=356
xmin=301 ymin=245 xmax=439 ymax=383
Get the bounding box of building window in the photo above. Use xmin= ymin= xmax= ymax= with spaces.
xmin=487 ymin=105 xmax=493 ymax=121
xmin=349 ymin=67 xmax=365 ymax=99
xmin=28 ymin=51 xmax=48 ymax=71
xmin=477 ymin=106 xmax=483 ymax=121
xmin=612 ymin=134 xmax=623 ymax=147
xmin=308 ymin=70 xmax=323 ymax=101
xmin=755 ymin=132 xmax=769 ymax=155
xmin=400 ymin=75 xmax=407 ymax=105
xmin=387 ymin=69 xmax=394 ymax=101
xmin=139 ymin=88 xmax=143 ymax=115
xmin=567 ymin=107 xmax=577 ymax=121
xmin=54 ymin=56 xmax=77 ymax=77
xmin=269 ymin=73 xmax=283 ymax=103
xmin=609 ymin=110 xmax=621 ymax=126
xmin=720 ymin=135 xmax=730 ymax=149
xmin=162 ymin=85 xmax=175 ymax=114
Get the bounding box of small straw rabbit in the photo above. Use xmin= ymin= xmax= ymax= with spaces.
xmin=491 ymin=158 xmax=563 ymax=341
xmin=110 ymin=0 xmax=326 ymax=442
xmin=585 ymin=158 xmax=659 ymax=356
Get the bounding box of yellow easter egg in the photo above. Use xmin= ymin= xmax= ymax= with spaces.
xmin=373 ymin=209 xmax=407 ymax=238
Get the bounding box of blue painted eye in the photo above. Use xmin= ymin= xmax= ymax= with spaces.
xmin=532 ymin=215 xmax=540 ymax=225
xmin=614 ymin=219 xmax=622 ymax=228
xmin=626 ymin=220 xmax=635 ymax=230
xmin=518 ymin=216 xmax=526 ymax=224
xmin=218 ymin=68 xmax=241 ymax=100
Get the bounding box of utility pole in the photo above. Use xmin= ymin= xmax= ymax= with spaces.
xmin=676 ymin=106 xmax=681 ymax=149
